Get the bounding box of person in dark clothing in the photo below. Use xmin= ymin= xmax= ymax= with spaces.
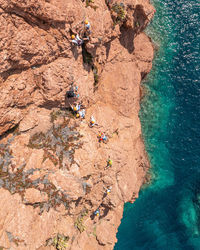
xmin=66 ymin=85 xmax=79 ymax=98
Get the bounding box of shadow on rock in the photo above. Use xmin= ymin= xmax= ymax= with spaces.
xmin=119 ymin=26 xmax=135 ymax=54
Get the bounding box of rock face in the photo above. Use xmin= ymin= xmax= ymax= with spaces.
xmin=0 ymin=0 xmax=155 ymax=249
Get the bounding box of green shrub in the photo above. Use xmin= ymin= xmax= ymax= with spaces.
xmin=86 ymin=0 xmax=98 ymax=10
xmin=112 ymin=3 xmax=127 ymax=24
xmin=47 ymin=234 xmax=69 ymax=250
xmin=74 ymin=209 xmax=88 ymax=233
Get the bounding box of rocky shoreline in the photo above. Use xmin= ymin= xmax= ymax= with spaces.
xmin=0 ymin=0 xmax=155 ymax=249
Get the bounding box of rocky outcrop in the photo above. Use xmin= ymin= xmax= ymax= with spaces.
xmin=0 ymin=0 xmax=155 ymax=249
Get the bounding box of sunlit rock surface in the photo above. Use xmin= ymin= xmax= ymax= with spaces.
xmin=0 ymin=0 xmax=154 ymax=249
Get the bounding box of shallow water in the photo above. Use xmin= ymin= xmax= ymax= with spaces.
xmin=115 ymin=0 xmax=200 ymax=249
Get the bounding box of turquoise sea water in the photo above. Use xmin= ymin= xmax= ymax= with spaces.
xmin=115 ymin=0 xmax=200 ymax=249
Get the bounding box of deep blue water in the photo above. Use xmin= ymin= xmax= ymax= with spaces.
xmin=115 ymin=0 xmax=200 ymax=249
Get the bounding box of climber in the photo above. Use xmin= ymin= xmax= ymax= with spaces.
xmin=71 ymin=34 xmax=83 ymax=46
xmin=85 ymin=20 xmax=91 ymax=31
xmin=67 ymin=85 xmax=79 ymax=98
xmin=82 ymin=20 xmax=91 ymax=41
xmin=73 ymin=103 xmax=81 ymax=112
xmin=98 ymin=132 xmax=108 ymax=143
xmin=77 ymin=109 xmax=86 ymax=119
xmin=106 ymin=187 xmax=112 ymax=194
xmin=89 ymin=116 xmax=96 ymax=127
xmin=105 ymin=158 xmax=112 ymax=169
xmin=94 ymin=209 xmax=100 ymax=217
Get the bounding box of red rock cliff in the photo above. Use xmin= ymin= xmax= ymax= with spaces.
xmin=0 ymin=0 xmax=155 ymax=249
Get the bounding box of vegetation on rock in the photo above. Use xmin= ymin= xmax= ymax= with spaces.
xmin=111 ymin=3 xmax=127 ymax=25
xmin=46 ymin=234 xmax=69 ymax=250
xmin=74 ymin=209 xmax=88 ymax=233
